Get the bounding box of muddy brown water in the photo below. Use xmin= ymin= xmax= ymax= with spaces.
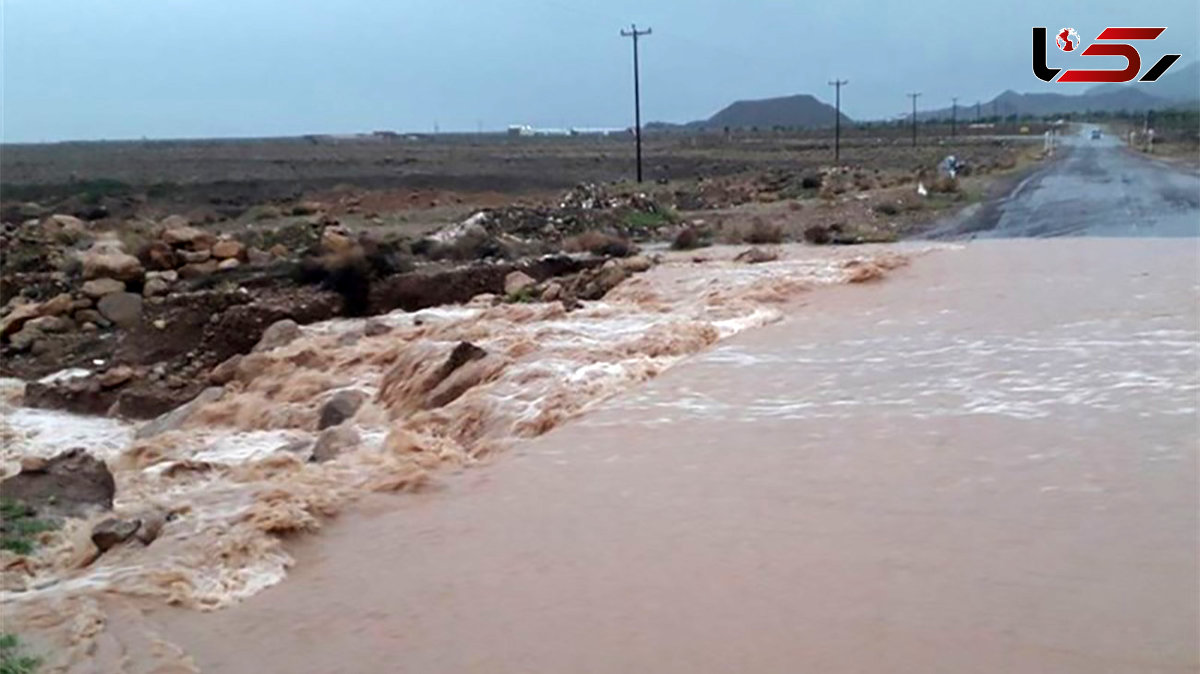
xmin=131 ymin=238 xmax=1198 ymax=674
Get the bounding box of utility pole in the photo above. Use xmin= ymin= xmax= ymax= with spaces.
xmin=907 ymin=92 xmax=921 ymax=147
xmin=828 ymin=79 xmax=848 ymax=164
xmin=951 ymin=97 xmax=958 ymax=138
xmin=620 ymin=23 xmax=652 ymax=183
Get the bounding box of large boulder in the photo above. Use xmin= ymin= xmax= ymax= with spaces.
xmin=0 ymin=449 xmax=115 ymax=518
xmin=97 ymin=292 xmax=144 ymax=328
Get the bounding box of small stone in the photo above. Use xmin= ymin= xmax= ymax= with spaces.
xmin=311 ymin=425 xmax=361 ymax=462
xmin=97 ymin=292 xmax=143 ymax=328
xmin=178 ymin=260 xmax=219 ymax=278
xmin=207 ymin=354 xmax=242 ymax=385
xmin=153 ymin=319 xmax=167 ymax=330
xmin=179 ymin=249 xmax=211 ymax=264
xmin=82 ymin=278 xmax=126 ymax=299
xmin=540 ymin=282 xmax=563 ymax=302
xmin=268 ymin=244 xmax=289 ymax=258
xmin=38 ymin=293 xmax=75 ymax=317
xmin=217 ymin=258 xmax=241 ymax=270
xmin=318 ymin=390 xmax=367 ymax=430
xmin=91 ymin=518 xmax=142 ymax=553
xmin=504 ymin=271 xmax=536 ymax=296
xmin=211 ymin=239 xmax=244 ymax=259
xmin=98 ymin=366 xmax=135 ymax=389
xmin=25 ymin=315 xmax=71 ymax=333
xmin=143 ymin=277 xmax=171 ymax=297
xmin=254 ymin=319 xmax=301 ymax=352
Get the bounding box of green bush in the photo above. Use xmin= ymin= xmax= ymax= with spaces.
xmin=0 ymin=633 xmax=41 ymax=674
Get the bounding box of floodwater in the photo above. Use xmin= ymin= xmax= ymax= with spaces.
xmin=143 ymin=238 xmax=1199 ymax=674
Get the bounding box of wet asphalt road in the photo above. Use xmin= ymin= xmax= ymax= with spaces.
xmin=936 ymin=126 xmax=1200 ymax=238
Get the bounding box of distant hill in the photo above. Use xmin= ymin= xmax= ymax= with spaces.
xmin=704 ymin=94 xmax=850 ymax=129
xmin=1086 ymin=61 xmax=1200 ymax=104
xmin=648 ymin=93 xmax=850 ymax=131
xmin=918 ymin=83 xmax=1190 ymax=122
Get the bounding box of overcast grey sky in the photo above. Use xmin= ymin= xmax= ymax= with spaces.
xmin=3 ymin=0 xmax=1197 ymax=141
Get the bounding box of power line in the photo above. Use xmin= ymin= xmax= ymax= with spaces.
xmin=620 ymin=23 xmax=652 ymax=183
xmin=907 ymin=92 xmax=921 ymax=146
xmin=828 ymin=79 xmax=848 ymax=164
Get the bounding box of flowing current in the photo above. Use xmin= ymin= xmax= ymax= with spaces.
xmin=1 ymin=244 xmax=915 ymax=668
xmin=131 ymin=238 xmax=1195 ymax=674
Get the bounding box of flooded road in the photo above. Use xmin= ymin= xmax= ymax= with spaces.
xmin=935 ymin=126 xmax=1200 ymax=238
xmin=150 ymin=238 xmax=1199 ymax=673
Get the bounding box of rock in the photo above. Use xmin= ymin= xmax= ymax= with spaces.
xmin=133 ymin=508 xmax=168 ymax=545
xmin=46 ymin=213 xmax=84 ymax=229
xmin=74 ymin=309 xmax=109 ymax=327
xmin=320 ymin=230 xmax=354 ymax=255
xmin=91 ymin=517 xmax=141 ymax=553
xmin=0 ymin=448 xmax=115 ymax=518
xmin=82 ymin=247 xmax=143 ymax=282
xmin=504 ymin=271 xmax=536 ymax=296
xmin=253 ymin=319 xmax=301 ymax=352
xmin=246 ymin=247 xmax=272 ymax=265
xmin=25 ymin=315 xmax=72 ymax=333
xmin=311 ymin=425 xmax=361 ymax=462
xmin=9 ymin=325 xmax=42 ymax=351
xmin=143 ymin=277 xmax=171 ymax=297
xmin=162 ymin=224 xmax=216 ymax=251
xmin=0 ymin=302 xmax=42 ymax=338
xmin=573 ymin=264 xmax=629 ymax=301
xmin=178 ymin=260 xmax=219 ymax=278
xmin=135 ymin=386 xmax=224 ymax=439
xmin=38 ymin=293 xmax=75 ymax=317
xmin=159 ymin=214 xmax=191 ymax=230
xmin=147 ymin=269 xmax=178 ymax=282
xmin=425 ymin=354 xmax=506 ymax=409
xmin=179 ymin=249 xmax=211 ymax=264
xmin=82 ymin=278 xmax=126 ymax=299
xmin=733 ymin=247 xmax=779 ymax=264
xmin=208 ymin=354 xmax=242 ymax=385
xmin=97 ymin=292 xmax=143 ymax=328
xmin=363 ymin=319 xmax=392 ymax=337
xmin=621 ymin=256 xmax=654 ymax=273
xmin=144 ymin=241 xmax=180 ymax=270
xmin=19 ymin=203 xmax=48 ymax=219
xmin=268 ymin=243 xmax=289 ymax=258
xmin=540 ymin=282 xmax=563 ymax=302
xmin=211 ymin=239 xmax=244 ymax=259
xmin=98 ymin=366 xmax=135 ymax=389
xmin=318 ymin=390 xmax=367 ymax=430
xmin=217 ymin=258 xmax=241 ymax=271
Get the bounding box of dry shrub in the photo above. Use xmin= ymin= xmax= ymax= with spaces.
xmin=563 ymin=231 xmax=635 ymax=257
xmin=874 ymin=202 xmax=900 ymax=216
xmin=930 ymin=176 xmax=960 ymax=194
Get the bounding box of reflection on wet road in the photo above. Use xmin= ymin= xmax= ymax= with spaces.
xmin=939 ymin=125 xmax=1200 ymax=238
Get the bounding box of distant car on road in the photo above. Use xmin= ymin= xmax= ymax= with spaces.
xmin=1090 ymin=129 xmax=1103 ymax=140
